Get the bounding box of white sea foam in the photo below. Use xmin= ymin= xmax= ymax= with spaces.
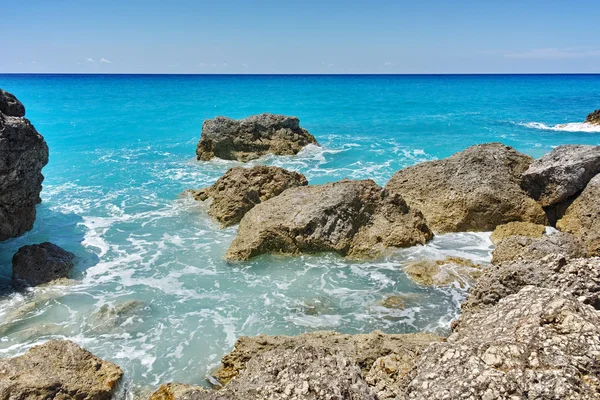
xmin=520 ymin=121 xmax=600 ymax=133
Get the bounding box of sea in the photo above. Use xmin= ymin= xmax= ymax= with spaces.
xmin=0 ymin=74 xmax=599 ymax=396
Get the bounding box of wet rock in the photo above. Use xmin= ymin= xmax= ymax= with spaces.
xmin=463 ymin=254 xmax=600 ymax=311
xmin=491 ymin=231 xmax=585 ymax=264
xmin=586 ymin=109 xmax=600 ymax=125
xmin=12 ymin=242 xmax=75 ymax=286
xmin=0 ymin=90 xmax=49 ymax=241
xmin=379 ymin=295 xmax=409 ymax=310
xmin=386 ymin=143 xmax=547 ymax=233
xmin=148 ymin=382 xmax=209 ymax=400
xmin=521 ymin=144 xmax=600 ymax=207
xmin=87 ymin=300 xmax=148 ymax=334
xmin=196 ymin=113 xmax=318 ymax=162
xmin=187 ymin=166 xmax=307 ymax=227
xmin=489 ymin=221 xmax=546 ymax=245
xmin=403 ymin=257 xmax=484 ymax=288
xmin=226 ymin=179 xmax=432 ymax=260
xmin=405 ymin=286 xmax=600 ymax=399
xmin=0 ymin=339 xmax=123 ymax=400
xmin=556 ymin=173 xmax=600 ymax=256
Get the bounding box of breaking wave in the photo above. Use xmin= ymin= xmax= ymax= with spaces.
xmin=520 ymin=122 xmax=600 ymax=133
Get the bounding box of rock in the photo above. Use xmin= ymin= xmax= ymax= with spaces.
xmin=463 ymin=254 xmax=600 ymax=311
xmin=403 ymin=257 xmax=484 ymax=288
xmin=405 ymin=286 xmax=600 ymax=399
xmin=489 ymin=221 xmax=546 ymax=245
xmin=556 ymin=173 xmax=600 ymax=256
xmin=379 ymin=295 xmax=408 ymax=310
xmin=385 ymin=143 xmax=547 ymax=233
xmin=521 ymin=144 xmax=600 ymax=207
xmin=196 ymin=113 xmax=318 ymax=162
xmin=187 ymin=166 xmax=308 ymax=227
xmin=0 ymin=339 xmax=122 ymax=400
xmin=0 ymin=90 xmax=48 ymax=241
xmin=491 ymin=231 xmax=585 ymax=264
xmin=226 ymin=179 xmax=432 ymax=260
xmin=87 ymin=300 xmax=148 ymax=334
xmin=148 ymin=383 xmax=209 ymax=400
xmin=586 ymin=109 xmax=600 ymax=125
xmin=12 ymin=242 xmax=75 ymax=286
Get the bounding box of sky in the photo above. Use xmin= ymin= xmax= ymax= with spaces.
xmin=2 ymin=0 xmax=600 ymax=74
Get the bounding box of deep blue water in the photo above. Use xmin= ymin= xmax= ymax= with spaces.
xmin=0 ymin=74 xmax=599 ymax=396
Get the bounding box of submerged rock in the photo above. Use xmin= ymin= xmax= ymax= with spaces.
xmin=196 ymin=113 xmax=318 ymax=162
xmin=0 ymin=90 xmax=49 ymax=241
xmin=403 ymin=257 xmax=483 ymax=288
xmin=586 ymin=109 xmax=600 ymax=125
xmin=386 ymin=143 xmax=547 ymax=233
xmin=556 ymin=173 xmax=600 ymax=256
xmin=187 ymin=166 xmax=307 ymax=227
xmin=12 ymin=242 xmax=75 ymax=286
xmin=226 ymin=179 xmax=432 ymax=260
xmin=87 ymin=300 xmax=148 ymax=334
xmin=0 ymin=340 xmax=122 ymax=400
xmin=521 ymin=144 xmax=600 ymax=207
xmin=491 ymin=231 xmax=585 ymax=264
xmin=489 ymin=221 xmax=546 ymax=245
xmin=379 ymin=295 xmax=409 ymax=310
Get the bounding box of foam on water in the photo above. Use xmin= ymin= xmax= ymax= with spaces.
xmin=520 ymin=121 xmax=600 ymax=133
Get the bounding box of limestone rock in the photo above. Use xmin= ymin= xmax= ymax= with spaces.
xmin=491 ymin=231 xmax=585 ymax=264
xmin=0 ymin=340 xmax=122 ymax=400
xmin=403 ymin=257 xmax=483 ymax=288
xmin=490 ymin=221 xmax=546 ymax=245
xmin=226 ymin=179 xmax=432 ymax=260
xmin=196 ymin=113 xmax=318 ymax=162
xmin=0 ymin=90 xmax=49 ymax=241
xmin=148 ymin=383 xmax=209 ymax=400
xmin=557 ymin=173 xmax=600 ymax=256
xmin=12 ymin=242 xmax=75 ymax=286
xmin=586 ymin=109 xmax=600 ymax=125
xmin=385 ymin=143 xmax=547 ymax=233
xmin=521 ymin=144 xmax=600 ymax=207
xmin=187 ymin=166 xmax=307 ymax=227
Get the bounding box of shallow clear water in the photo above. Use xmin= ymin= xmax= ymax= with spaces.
xmin=0 ymin=74 xmax=599 ymax=396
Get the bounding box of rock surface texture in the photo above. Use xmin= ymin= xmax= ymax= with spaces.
xmin=226 ymin=179 xmax=433 ymax=260
xmin=187 ymin=166 xmax=308 ymax=227
xmin=586 ymin=109 xmax=600 ymax=125
xmin=489 ymin=221 xmax=546 ymax=245
xmin=196 ymin=113 xmax=318 ymax=162
xmin=0 ymin=89 xmax=48 ymax=241
xmin=521 ymin=144 xmax=600 ymax=208
xmin=491 ymin=231 xmax=585 ymax=264
xmin=556 ymin=173 xmax=600 ymax=256
xmin=0 ymin=340 xmax=122 ymax=400
xmin=403 ymin=257 xmax=483 ymax=288
xmin=12 ymin=242 xmax=75 ymax=286
xmin=385 ymin=143 xmax=547 ymax=233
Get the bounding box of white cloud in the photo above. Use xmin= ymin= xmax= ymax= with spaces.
xmin=86 ymin=58 xmax=95 ymax=63
xmin=384 ymin=61 xmax=393 ymax=66
xmin=505 ymin=48 xmax=600 ymax=59
xmin=100 ymin=58 xmax=112 ymax=64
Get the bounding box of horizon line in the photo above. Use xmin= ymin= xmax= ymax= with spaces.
xmin=2 ymin=72 xmax=600 ymax=76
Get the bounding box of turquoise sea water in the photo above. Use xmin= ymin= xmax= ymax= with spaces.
xmin=0 ymin=74 xmax=599 ymax=396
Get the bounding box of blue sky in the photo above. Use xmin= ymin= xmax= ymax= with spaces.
xmin=3 ymin=0 xmax=599 ymax=74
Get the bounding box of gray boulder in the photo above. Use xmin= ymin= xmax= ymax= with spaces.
xmin=385 ymin=143 xmax=547 ymax=233
xmin=521 ymin=144 xmax=600 ymax=207
xmin=0 ymin=340 xmax=123 ymax=400
xmin=586 ymin=109 xmax=600 ymax=125
xmin=12 ymin=242 xmax=75 ymax=286
xmin=225 ymin=179 xmax=433 ymax=261
xmin=0 ymin=89 xmax=48 ymax=241
xmin=491 ymin=231 xmax=586 ymax=264
xmin=196 ymin=113 xmax=318 ymax=162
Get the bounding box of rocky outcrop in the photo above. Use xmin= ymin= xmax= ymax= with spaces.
xmin=149 ymin=383 xmax=209 ymax=399
xmin=491 ymin=231 xmax=585 ymax=264
xmin=556 ymin=173 xmax=600 ymax=256
xmin=521 ymin=145 xmax=600 ymax=209
xmin=0 ymin=89 xmax=49 ymax=241
xmin=226 ymin=179 xmax=432 ymax=260
xmin=0 ymin=340 xmax=122 ymax=400
xmin=402 ymin=257 xmax=483 ymax=288
xmin=12 ymin=242 xmax=75 ymax=286
xmin=196 ymin=114 xmax=318 ymax=162
xmin=586 ymin=109 xmax=600 ymax=125
xmin=187 ymin=166 xmax=308 ymax=227
xmin=490 ymin=221 xmax=546 ymax=245
xmin=385 ymin=143 xmax=547 ymax=233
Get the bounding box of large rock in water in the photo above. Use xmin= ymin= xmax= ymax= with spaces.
xmin=0 ymin=340 xmax=122 ymax=400
xmin=521 ymin=145 xmax=600 ymax=208
xmin=12 ymin=242 xmax=75 ymax=286
xmin=556 ymin=173 xmax=600 ymax=256
xmin=586 ymin=109 xmax=600 ymax=125
xmin=225 ymin=179 xmax=433 ymax=260
xmin=385 ymin=143 xmax=547 ymax=233
xmin=0 ymin=89 xmax=48 ymax=241
xmin=187 ymin=166 xmax=308 ymax=227
xmin=196 ymin=113 xmax=318 ymax=162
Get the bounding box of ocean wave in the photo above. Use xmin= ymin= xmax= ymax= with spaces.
xmin=520 ymin=122 xmax=600 ymax=133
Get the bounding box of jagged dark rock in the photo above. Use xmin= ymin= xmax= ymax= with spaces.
xmin=586 ymin=109 xmax=600 ymax=125
xmin=12 ymin=242 xmax=75 ymax=286
xmin=0 ymin=89 xmax=26 ymax=117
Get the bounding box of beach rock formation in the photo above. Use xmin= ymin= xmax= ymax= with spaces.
xmin=225 ymin=179 xmax=432 ymax=260
xmin=12 ymin=242 xmax=75 ymax=286
xmin=187 ymin=166 xmax=307 ymax=227
xmin=0 ymin=339 xmax=123 ymax=400
xmin=490 ymin=221 xmax=546 ymax=245
xmin=491 ymin=231 xmax=585 ymax=264
xmin=0 ymin=90 xmax=49 ymax=241
xmin=196 ymin=113 xmax=318 ymax=162
xmin=586 ymin=109 xmax=600 ymax=125
xmin=521 ymin=145 xmax=600 ymax=209
xmin=556 ymin=173 xmax=600 ymax=256
xmin=385 ymin=143 xmax=547 ymax=233
xmin=402 ymin=257 xmax=483 ymax=288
